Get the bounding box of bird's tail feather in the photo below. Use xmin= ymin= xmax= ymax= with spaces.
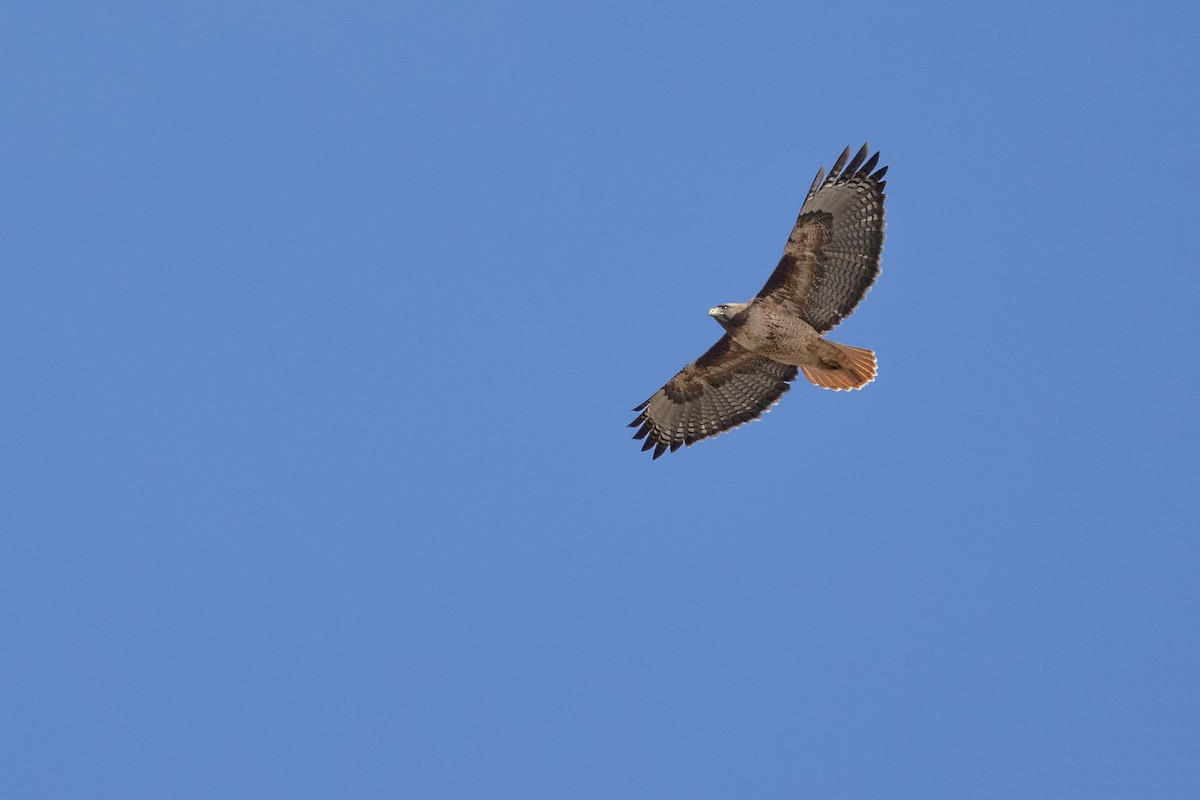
xmin=801 ymin=342 xmax=877 ymax=391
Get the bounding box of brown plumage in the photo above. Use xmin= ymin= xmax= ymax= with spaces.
xmin=630 ymin=144 xmax=887 ymax=459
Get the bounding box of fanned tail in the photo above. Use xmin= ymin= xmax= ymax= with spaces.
xmin=801 ymin=342 xmax=877 ymax=391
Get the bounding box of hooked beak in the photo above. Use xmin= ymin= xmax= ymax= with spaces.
xmin=708 ymin=307 xmax=722 ymax=318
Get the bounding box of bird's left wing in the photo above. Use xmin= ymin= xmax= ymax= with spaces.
xmin=754 ymin=144 xmax=887 ymax=333
xmin=630 ymin=334 xmax=798 ymax=459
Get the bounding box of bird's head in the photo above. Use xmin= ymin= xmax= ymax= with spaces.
xmin=707 ymin=302 xmax=748 ymax=326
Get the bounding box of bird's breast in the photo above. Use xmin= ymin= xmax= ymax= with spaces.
xmin=730 ymin=309 xmax=831 ymax=367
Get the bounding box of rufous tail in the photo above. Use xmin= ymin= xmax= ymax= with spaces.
xmin=801 ymin=342 xmax=877 ymax=391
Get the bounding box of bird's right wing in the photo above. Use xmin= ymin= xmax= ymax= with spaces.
xmin=630 ymin=335 xmax=798 ymax=459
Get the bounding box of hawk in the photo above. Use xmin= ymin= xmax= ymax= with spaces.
xmin=630 ymin=144 xmax=888 ymax=459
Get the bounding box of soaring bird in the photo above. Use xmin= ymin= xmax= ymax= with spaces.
xmin=630 ymin=144 xmax=887 ymax=459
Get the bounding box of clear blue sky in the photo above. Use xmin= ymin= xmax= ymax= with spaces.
xmin=4 ymin=1 xmax=1199 ymax=797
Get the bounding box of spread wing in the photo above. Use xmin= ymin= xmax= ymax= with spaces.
xmin=755 ymin=144 xmax=887 ymax=333
xmin=629 ymin=335 xmax=798 ymax=459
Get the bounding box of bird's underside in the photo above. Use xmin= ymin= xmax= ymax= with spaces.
xmin=630 ymin=144 xmax=887 ymax=459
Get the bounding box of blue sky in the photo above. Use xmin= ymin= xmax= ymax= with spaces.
xmin=3 ymin=1 xmax=1199 ymax=797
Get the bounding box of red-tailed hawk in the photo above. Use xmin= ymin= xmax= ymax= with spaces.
xmin=630 ymin=144 xmax=888 ymax=459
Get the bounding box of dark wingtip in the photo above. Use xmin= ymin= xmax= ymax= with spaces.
xmin=843 ymin=144 xmax=869 ymax=177
xmin=807 ymin=166 xmax=826 ymax=197
xmin=827 ymin=146 xmax=851 ymax=181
